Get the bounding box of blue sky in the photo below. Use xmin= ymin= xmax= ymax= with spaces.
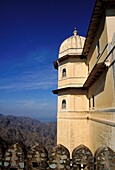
xmin=0 ymin=0 xmax=95 ymax=121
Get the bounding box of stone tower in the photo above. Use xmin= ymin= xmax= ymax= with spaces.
xmin=53 ymin=29 xmax=89 ymax=154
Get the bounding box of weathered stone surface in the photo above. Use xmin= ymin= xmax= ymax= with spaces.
xmin=48 ymin=144 xmax=70 ymax=170
xmin=94 ymin=146 xmax=115 ymax=170
xmin=0 ymin=142 xmax=115 ymax=169
xmin=72 ymin=144 xmax=94 ymax=170
xmin=3 ymin=143 xmax=25 ymax=170
xmin=27 ymin=143 xmax=48 ymax=170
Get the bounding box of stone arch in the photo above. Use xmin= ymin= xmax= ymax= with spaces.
xmin=62 ymin=99 xmax=66 ymax=109
xmin=3 ymin=143 xmax=25 ymax=170
xmin=62 ymin=68 xmax=66 ymax=78
xmin=94 ymin=145 xmax=115 ymax=170
xmin=27 ymin=143 xmax=48 ymax=170
xmin=72 ymin=144 xmax=94 ymax=170
xmin=48 ymin=144 xmax=70 ymax=169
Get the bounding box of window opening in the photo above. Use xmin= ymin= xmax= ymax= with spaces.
xmin=62 ymin=99 xmax=66 ymax=109
xmin=92 ymin=95 xmax=95 ymax=109
xmin=32 ymin=162 xmax=39 ymax=168
xmin=77 ymin=164 xmax=87 ymax=170
xmin=62 ymin=68 xmax=66 ymax=78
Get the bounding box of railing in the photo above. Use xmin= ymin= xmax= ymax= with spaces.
xmin=0 ymin=142 xmax=115 ymax=170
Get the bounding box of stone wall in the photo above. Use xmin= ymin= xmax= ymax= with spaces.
xmin=0 ymin=141 xmax=115 ymax=170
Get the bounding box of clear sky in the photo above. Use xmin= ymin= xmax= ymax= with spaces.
xmin=0 ymin=0 xmax=95 ymax=121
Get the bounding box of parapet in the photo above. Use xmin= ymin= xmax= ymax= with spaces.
xmin=0 ymin=140 xmax=115 ymax=169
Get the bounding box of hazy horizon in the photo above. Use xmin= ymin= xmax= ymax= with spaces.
xmin=0 ymin=0 xmax=96 ymax=121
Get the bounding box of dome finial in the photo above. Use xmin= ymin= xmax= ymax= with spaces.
xmin=73 ymin=28 xmax=78 ymax=36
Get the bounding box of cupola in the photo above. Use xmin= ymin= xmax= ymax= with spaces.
xmin=59 ymin=28 xmax=85 ymax=58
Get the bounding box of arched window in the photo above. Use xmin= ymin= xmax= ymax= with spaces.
xmin=62 ymin=99 xmax=66 ymax=109
xmin=62 ymin=68 xmax=66 ymax=78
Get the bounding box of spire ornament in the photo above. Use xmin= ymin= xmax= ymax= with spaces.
xmin=73 ymin=28 xmax=78 ymax=36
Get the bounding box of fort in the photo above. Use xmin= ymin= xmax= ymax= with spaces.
xmin=53 ymin=0 xmax=115 ymax=155
xmin=0 ymin=140 xmax=115 ymax=169
xmin=0 ymin=0 xmax=115 ymax=169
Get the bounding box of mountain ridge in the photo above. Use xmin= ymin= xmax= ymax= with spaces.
xmin=0 ymin=114 xmax=57 ymax=153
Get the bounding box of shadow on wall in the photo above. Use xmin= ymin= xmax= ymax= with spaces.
xmin=88 ymin=68 xmax=108 ymax=98
xmin=0 ymin=138 xmax=115 ymax=170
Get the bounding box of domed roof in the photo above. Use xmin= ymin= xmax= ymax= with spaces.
xmin=59 ymin=28 xmax=85 ymax=58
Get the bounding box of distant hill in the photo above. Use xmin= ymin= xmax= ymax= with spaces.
xmin=0 ymin=114 xmax=57 ymax=153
